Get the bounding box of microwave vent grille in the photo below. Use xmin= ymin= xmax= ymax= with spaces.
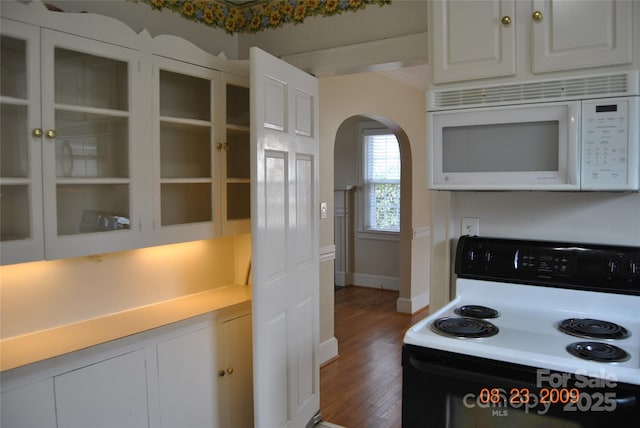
xmin=428 ymin=72 xmax=637 ymax=110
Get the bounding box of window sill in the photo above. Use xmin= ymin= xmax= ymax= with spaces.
xmin=356 ymin=230 xmax=400 ymax=242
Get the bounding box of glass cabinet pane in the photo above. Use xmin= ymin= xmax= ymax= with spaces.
xmin=56 ymin=184 xmax=130 ymax=236
xmin=160 ymin=71 xmax=210 ymax=120
xmin=1 ymin=104 xmax=29 ymax=178
xmin=0 ymin=185 xmax=30 ymax=241
xmin=55 ymin=110 xmax=129 ymax=178
xmin=160 ymin=183 xmax=212 ymax=226
xmin=55 ymin=48 xmax=128 ymax=111
xmin=1 ymin=35 xmax=27 ymax=99
xmin=226 ymin=183 xmax=250 ymax=220
xmin=160 ymin=122 xmax=211 ymax=178
xmin=226 ymin=129 xmax=249 ymax=179
xmin=226 ymin=84 xmax=249 ymax=127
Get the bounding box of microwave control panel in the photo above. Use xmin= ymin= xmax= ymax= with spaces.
xmin=581 ymin=97 xmax=639 ymax=190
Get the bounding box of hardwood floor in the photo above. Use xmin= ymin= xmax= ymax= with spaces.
xmin=320 ymin=286 xmax=430 ymax=428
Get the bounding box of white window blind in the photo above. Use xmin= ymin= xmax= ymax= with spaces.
xmin=363 ymin=130 xmax=400 ymax=232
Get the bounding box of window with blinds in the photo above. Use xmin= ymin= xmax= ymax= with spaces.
xmin=363 ymin=130 xmax=400 ymax=232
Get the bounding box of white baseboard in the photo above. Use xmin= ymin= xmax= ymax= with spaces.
xmin=319 ymin=337 xmax=338 ymax=366
xmin=351 ymin=273 xmax=399 ymax=291
xmin=396 ymin=290 xmax=430 ymax=314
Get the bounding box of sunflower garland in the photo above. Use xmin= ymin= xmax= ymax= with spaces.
xmin=133 ymin=0 xmax=392 ymax=34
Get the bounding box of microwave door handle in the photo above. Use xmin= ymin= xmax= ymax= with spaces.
xmin=568 ymin=104 xmax=580 ymax=186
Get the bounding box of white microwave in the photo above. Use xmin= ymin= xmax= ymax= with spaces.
xmin=427 ymin=75 xmax=640 ymax=191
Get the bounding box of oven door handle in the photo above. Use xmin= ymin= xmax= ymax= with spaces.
xmin=614 ymin=395 xmax=637 ymax=408
xmin=408 ymin=354 xmax=528 ymax=386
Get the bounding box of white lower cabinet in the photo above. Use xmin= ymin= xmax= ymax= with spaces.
xmin=157 ymin=326 xmax=220 ymax=427
xmin=55 ymin=350 xmax=149 ymax=428
xmin=0 ymin=309 xmax=252 ymax=428
xmin=0 ymin=378 xmax=56 ymax=428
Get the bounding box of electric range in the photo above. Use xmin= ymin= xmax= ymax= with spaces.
xmin=402 ymin=236 xmax=640 ymax=428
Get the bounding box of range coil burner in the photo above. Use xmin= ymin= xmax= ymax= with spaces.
xmin=566 ymin=341 xmax=631 ymax=363
xmin=454 ymin=305 xmax=499 ymax=319
xmin=431 ymin=316 xmax=499 ymax=338
xmin=558 ymin=318 xmax=630 ymax=340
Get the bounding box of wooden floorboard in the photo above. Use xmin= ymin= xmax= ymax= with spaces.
xmin=320 ymin=286 xmax=430 ymax=428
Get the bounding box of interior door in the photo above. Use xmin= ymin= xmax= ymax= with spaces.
xmin=250 ymin=47 xmax=320 ymax=428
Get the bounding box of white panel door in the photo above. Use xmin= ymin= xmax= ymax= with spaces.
xmin=250 ymin=47 xmax=319 ymax=428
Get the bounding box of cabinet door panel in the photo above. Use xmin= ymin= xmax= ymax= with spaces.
xmin=220 ymin=315 xmax=254 ymax=428
xmin=1 ymin=379 xmax=57 ymax=428
xmin=153 ymin=56 xmax=218 ymax=244
xmin=532 ymin=0 xmax=632 ymax=72
xmin=40 ymin=29 xmax=147 ymax=259
xmin=54 ymin=350 xmax=149 ymax=428
xmin=156 ymin=326 xmax=220 ymax=428
xmin=431 ymin=0 xmax=515 ymax=83
xmin=0 ymin=19 xmax=44 ymax=265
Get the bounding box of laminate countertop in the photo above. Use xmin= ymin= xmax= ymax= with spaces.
xmin=0 ymin=284 xmax=252 ymax=372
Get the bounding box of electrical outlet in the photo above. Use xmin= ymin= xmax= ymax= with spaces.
xmin=461 ymin=217 xmax=479 ymax=236
xmin=320 ymin=202 xmax=328 ymax=219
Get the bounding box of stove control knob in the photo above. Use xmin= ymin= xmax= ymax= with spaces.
xmin=484 ymin=250 xmax=494 ymax=263
xmin=607 ymin=259 xmax=618 ymax=274
xmin=629 ymin=261 xmax=639 ymax=275
xmin=467 ymin=249 xmax=478 ymax=262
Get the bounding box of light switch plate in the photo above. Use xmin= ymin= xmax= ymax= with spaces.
xmin=320 ymin=202 xmax=328 ymax=219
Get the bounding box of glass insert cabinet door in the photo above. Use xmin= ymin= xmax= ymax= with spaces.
xmin=222 ymin=77 xmax=250 ymax=236
xmin=40 ymin=29 xmax=144 ymax=259
xmin=0 ymin=20 xmax=44 ymax=264
xmin=154 ymin=57 xmax=217 ymax=244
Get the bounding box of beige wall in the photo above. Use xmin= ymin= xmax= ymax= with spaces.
xmin=318 ymin=71 xmax=430 ymax=344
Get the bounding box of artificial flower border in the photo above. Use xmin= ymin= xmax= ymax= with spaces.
xmin=133 ymin=0 xmax=392 ymax=34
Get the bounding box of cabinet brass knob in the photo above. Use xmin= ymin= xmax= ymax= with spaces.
xmin=216 ymin=143 xmax=223 ymax=151
xmin=223 ymin=143 xmax=229 ymax=151
xmin=32 ymin=128 xmax=43 ymax=137
xmin=218 ymin=370 xmax=226 ymax=377
xmin=46 ymin=129 xmax=57 ymax=139
xmin=501 ymin=16 xmax=512 ymax=25
xmin=532 ymin=10 xmax=543 ymax=21
xmin=226 ymin=367 xmax=234 ymax=375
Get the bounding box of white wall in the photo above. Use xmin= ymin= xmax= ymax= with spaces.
xmin=452 ymin=192 xmax=640 ymax=246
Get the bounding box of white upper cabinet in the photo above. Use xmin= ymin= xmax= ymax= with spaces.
xmin=531 ymin=0 xmax=633 ymax=73
xmin=1 ymin=19 xmax=147 ymax=263
xmin=430 ymin=0 xmax=516 ymax=83
xmin=429 ymin=0 xmax=634 ymax=85
xmin=0 ymin=1 xmax=250 ymax=264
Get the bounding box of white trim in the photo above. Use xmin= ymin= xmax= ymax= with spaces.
xmin=351 ymin=273 xmax=399 ymax=291
xmin=412 ymin=225 xmax=431 ymax=240
xmin=281 ymin=33 xmax=428 ymax=78
xmin=396 ymin=290 xmax=430 ymax=314
xmin=319 ymin=337 xmax=339 ymax=366
xmin=355 ymin=230 xmax=400 ymax=241
xmin=319 ymin=245 xmax=336 ymax=263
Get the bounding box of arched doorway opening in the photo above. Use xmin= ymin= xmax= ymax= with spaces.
xmin=333 ymin=114 xmax=412 ymax=310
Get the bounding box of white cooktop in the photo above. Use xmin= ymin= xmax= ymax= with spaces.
xmin=404 ymin=279 xmax=640 ymax=385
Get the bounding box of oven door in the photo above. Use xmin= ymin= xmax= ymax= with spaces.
xmin=402 ymin=345 xmax=639 ymax=428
